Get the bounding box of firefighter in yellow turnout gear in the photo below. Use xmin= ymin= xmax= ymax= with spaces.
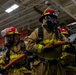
xmin=26 ymin=8 xmax=67 ymax=75
xmin=26 ymin=8 xmax=76 ymax=75
xmin=0 ymin=27 xmax=31 ymax=75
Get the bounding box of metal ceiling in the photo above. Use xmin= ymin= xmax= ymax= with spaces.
xmin=0 ymin=0 xmax=75 ymax=36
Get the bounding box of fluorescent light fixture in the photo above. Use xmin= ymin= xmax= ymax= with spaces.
xmin=5 ymin=4 xmax=19 ymax=13
xmin=71 ymin=22 xmax=76 ymax=25
xmin=11 ymin=4 xmax=19 ymax=10
xmin=67 ymin=22 xmax=76 ymax=26
xmin=5 ymin=8 xmax=13 ymax=13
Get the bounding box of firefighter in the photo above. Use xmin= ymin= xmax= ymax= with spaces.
xmin=26 ymin=7 xmax=76 ymax=75
xmin=26 ymin=8 xmax=68 ymax=75
xmin=59 ymin=28 xmax=75 ymax=65
xmin=59 ymin=27 xmax=76 ymax=75
xmin=59 ymin=22 xmax=74 ymax=36
xmin=0 ymin=27 xmax=31 ymax=75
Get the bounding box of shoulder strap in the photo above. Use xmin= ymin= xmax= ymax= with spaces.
xmin=4 ymin=44 xmax=12 ymax=64
xmin=6 ymin=49 xmax=10 ymax=64
xmin=37 ymin=26 xmax=43 ymax=43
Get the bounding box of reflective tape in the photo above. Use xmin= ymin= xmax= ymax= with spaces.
xmin=12 ymin=67 xmax=27 ymax=72
xmin=40 ymin=39 xmax=61 ymax=45
xmin=38 ymin=44 xmax=43 ymax=53
xmin=8 ymin=32 xmax=19 ymax=35
xmin=62 ymin=45 xmax=70 ymax=51
xmin=10 ymin=54 xmax=22 ymax=59
xmin=43 ymin=39 xmax=50 ymax=44
xmin=45 ymin=57 xmax=60 ymax=61
xmin=0 ymin=59 xmax=4 ymax=63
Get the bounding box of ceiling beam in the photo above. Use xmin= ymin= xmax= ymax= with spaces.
xmin=0 ymin=0 xmax=44 ymax=24
xmin=34 ymin=6 xmax=43 ymax=14
xmin=0 ymin=4 xmax=46 ymax=29
xmin=52 ymin=0 xmax=76 ymax=20
xmin=0 ymin=12 xmax=41 ymax=30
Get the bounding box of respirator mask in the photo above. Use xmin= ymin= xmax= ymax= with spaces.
xmin=44 ymin=15 xmax=58 ymax=28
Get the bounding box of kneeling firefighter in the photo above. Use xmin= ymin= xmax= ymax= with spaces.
xmin=0 ymin=27 xmax=31 ymax=75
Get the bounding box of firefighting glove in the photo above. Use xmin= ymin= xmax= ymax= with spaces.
xmin=0 ymin=68 xmax=6 ymax=73
xmin=61 ymin=53 xmax=75 ymax=64
xmin=63 ymin=44 xmax=76 ymax=54
xmin=25 ymin=50 xmax=33 ymax=56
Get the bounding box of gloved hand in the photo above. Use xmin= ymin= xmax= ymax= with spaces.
xmin=0 ymin=68 xmax=6 ymax=73
xmin=25 ymin=50 xmax=33 ymax=55
xmin=43 ymin=40 xmax=62 ymax=53
xmin=64 ymin=44 xmax=76 ymax=54
xmin=61 ymin=53 xmax=75 ymax=64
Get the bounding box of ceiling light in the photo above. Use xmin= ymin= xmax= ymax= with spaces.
xmin=5 ymin=8 xmax=13 ymax=13
xmin=11 ymin=4 xmax=19 ymax=10
xmin=71 ymin=22 xmax=76 ymax=25
xmin=5 ymin=4 xmax=19 ymax=13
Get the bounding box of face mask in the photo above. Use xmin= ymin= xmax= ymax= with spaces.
xmin=44 ymin=15 xmax=57 ymax=28
xmin=14 ymin=35 xmax=20 ymax=44
xmin=6 ymin=34 xmax=20 ymax=45
xmin=6 ymin=35 xmax=14 ymax=45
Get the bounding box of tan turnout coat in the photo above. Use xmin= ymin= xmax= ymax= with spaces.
xmin=27 ymin=25 xmax=76 ymax=75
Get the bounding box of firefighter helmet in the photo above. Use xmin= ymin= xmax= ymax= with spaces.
xmin=1 ymin=27 xmax=20 ymax=37
xmin=1 ymin=27 xmax=21 ymax=45
xmin=39 ymin=9 xmax=58 ymax=23
xmin=59 ymin=28 xmax=68 ymax=35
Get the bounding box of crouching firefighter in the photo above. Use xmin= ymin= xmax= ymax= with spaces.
xmin=0 ymin=27 xmax=31 ymax=75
